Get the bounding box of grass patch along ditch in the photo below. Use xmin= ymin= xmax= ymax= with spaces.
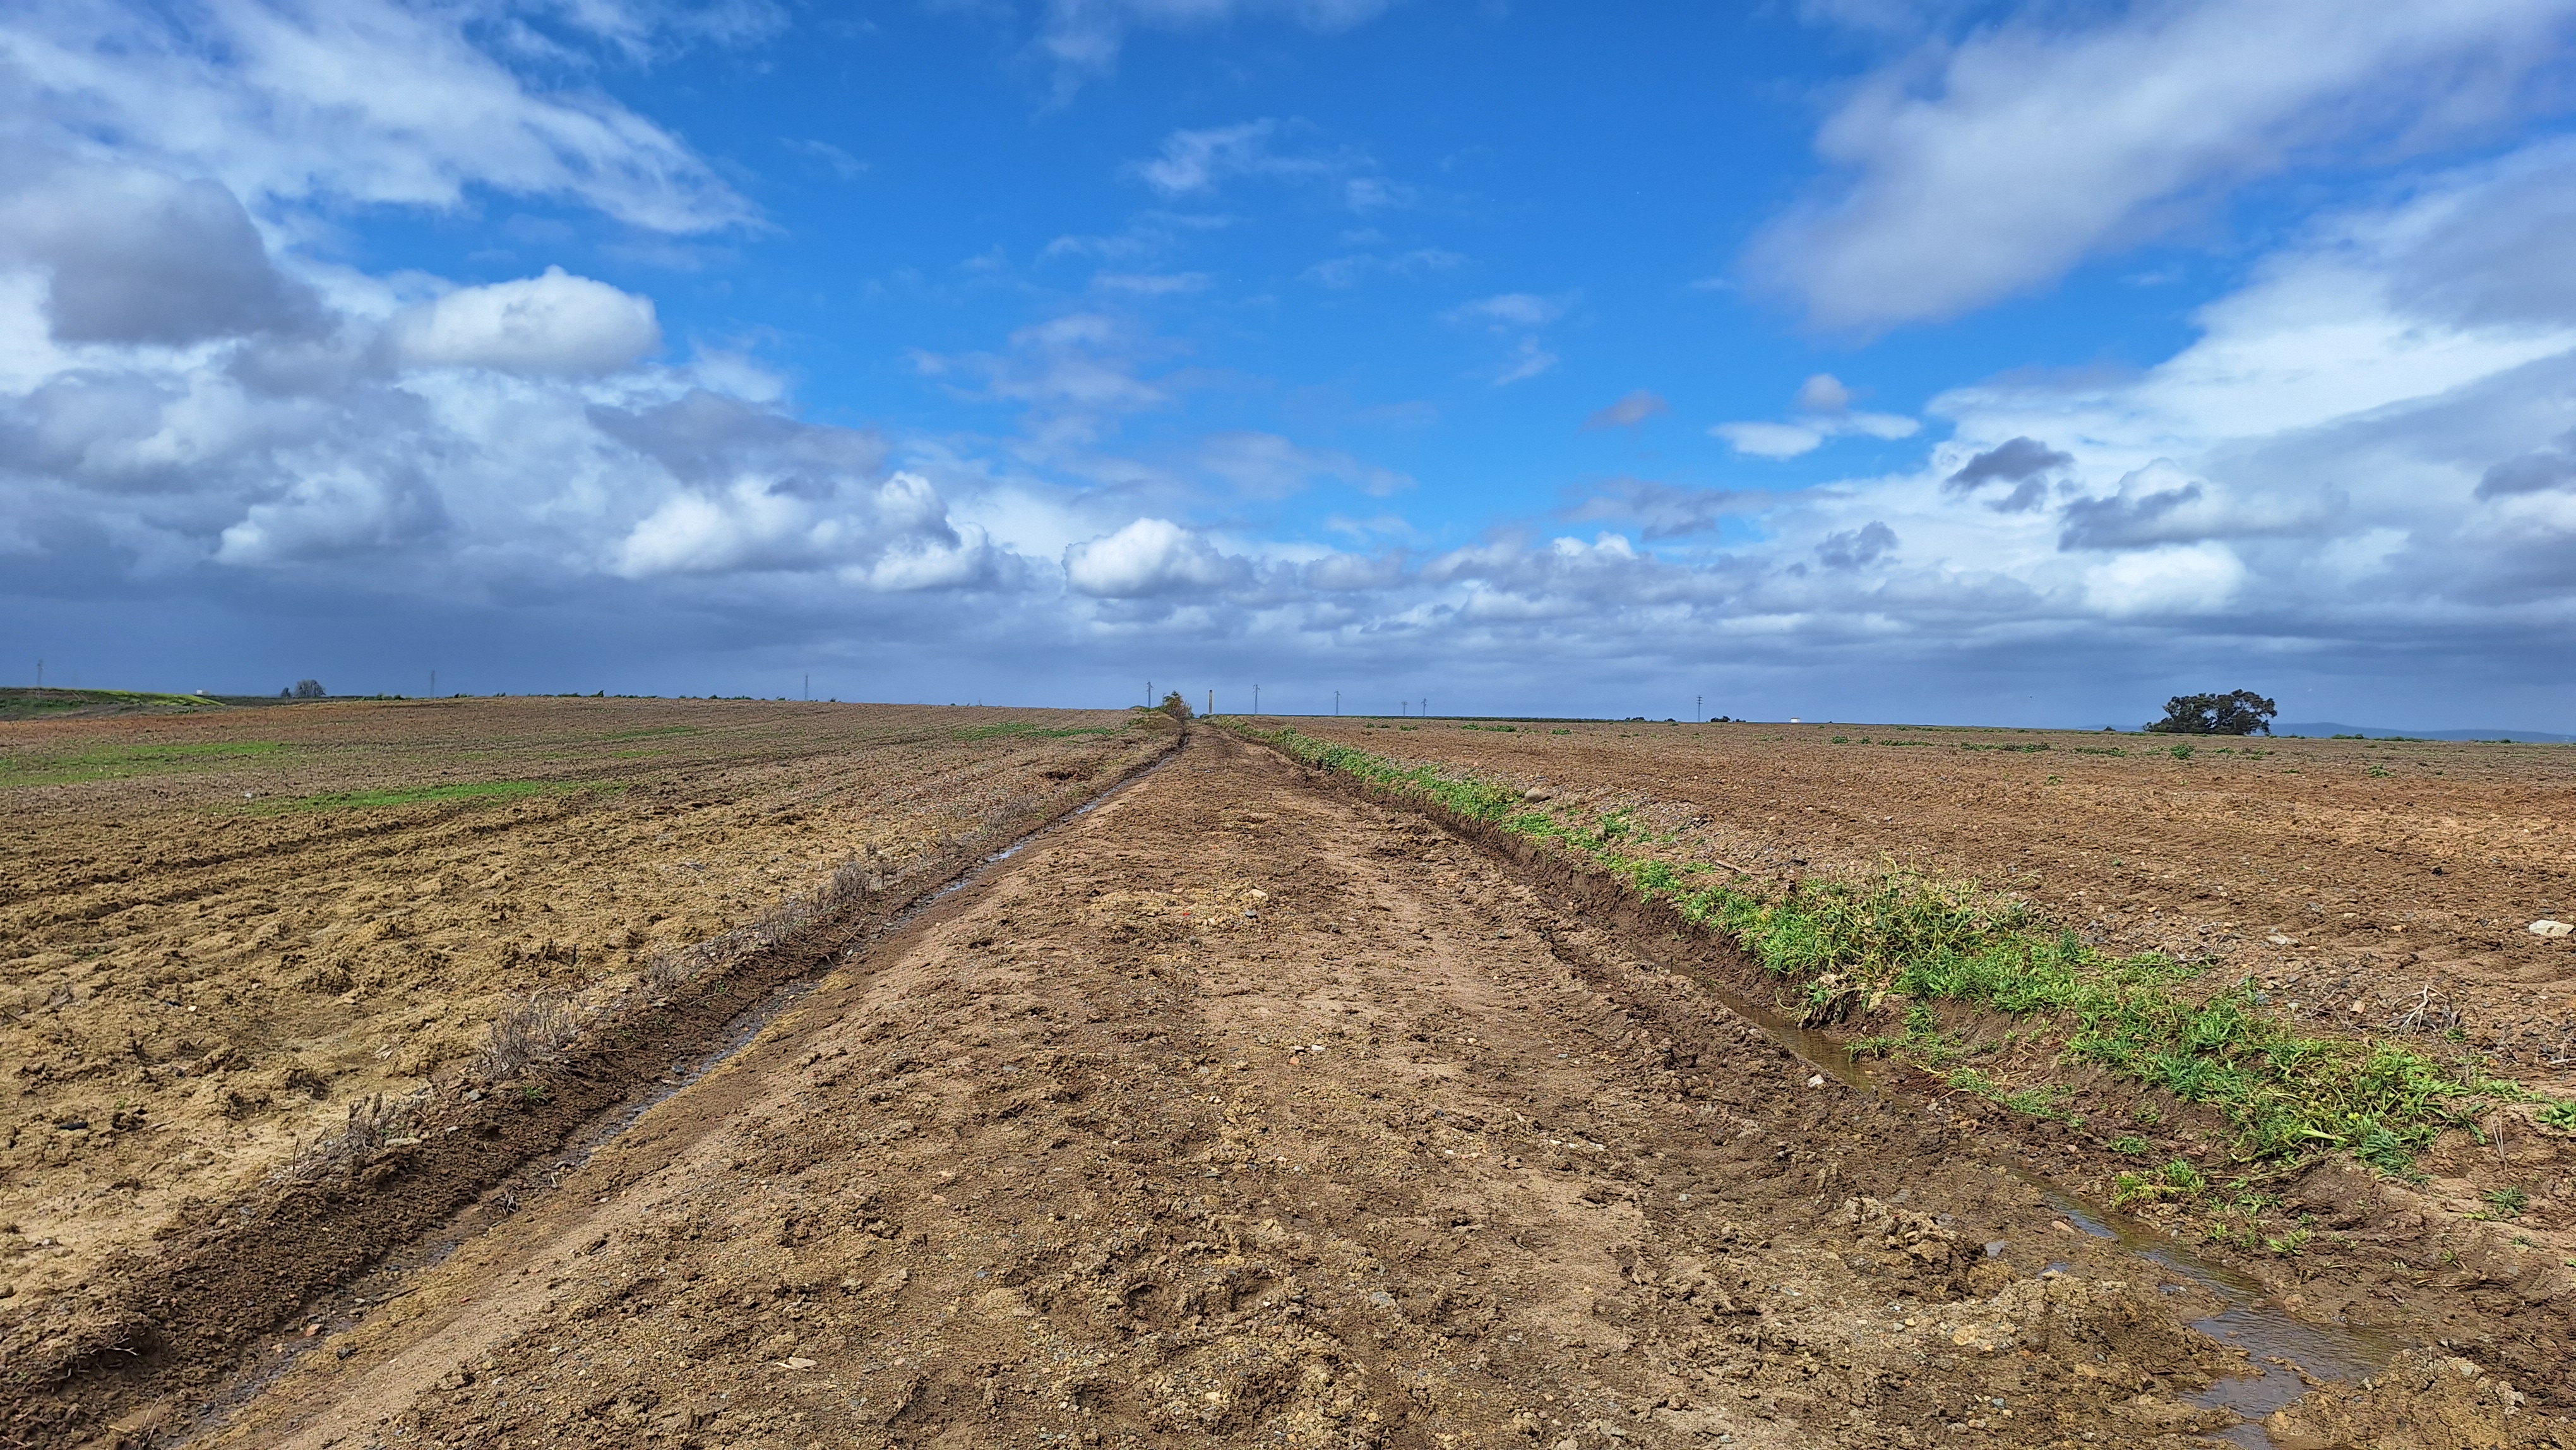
xmin=1226 ymin=721 xmax=2537 ymax=1182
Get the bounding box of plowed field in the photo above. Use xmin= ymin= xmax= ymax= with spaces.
xmin=11 ymin=720 xmax=2576 ymax=1450
xmin=0 ymin=698 xmax=1169 ymax=1363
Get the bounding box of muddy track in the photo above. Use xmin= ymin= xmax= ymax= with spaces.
xmin=71 ymin=726 xmax=2561 ymax=1450
xmin=0 ymin=736 xmax=1181 ymax=1450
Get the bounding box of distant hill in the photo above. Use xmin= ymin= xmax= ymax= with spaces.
xmin=2271 ymin=721 xmax=2574 ymax=743
xmin=0 ymin=687 xmax=232 ymax=721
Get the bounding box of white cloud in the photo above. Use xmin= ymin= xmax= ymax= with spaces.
xmin=2082 ymin=543 xmax=2246 ymax=617
xmin=1712 ymin=421 xmax=1825 ymax=460
xmin=1196 ymin=431 xmax=1409 ymax=498
xmin=1445 ymin=292 xmax=1570 ymax=330
xmin=1713 ymin=372 xmax=1917 ymax=457
xmin=0 ymin=0 xmax=753 ymax=234
xmin=1755 ymin=0 xmax=2576 ymax=329
xmin=1063 ymin=517 xmax=1244 ymax=596
xmin=387 ymin=267 xmax=661 ymax=376
xmin=1031 ymin=0 xmax=1397 ymax=92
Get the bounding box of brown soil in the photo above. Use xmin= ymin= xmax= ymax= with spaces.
xmin=1268 ymin=720 xmax=2576 ymax=1076
xmin=140 ymin=731 xmax=2568 ymax=1450
xmin=0 ymin=700 xmax=1166 ymax=1369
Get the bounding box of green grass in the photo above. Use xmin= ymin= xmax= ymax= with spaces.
xmin=2 ymin=738 xmax=290 ymax=787
xmin=1231 ymin=721 xmax=2517 ymax=1176
xmin=2539 ymin=1099 xmax=2576 ymax=1133
xmin=0 ymin=686 xmax=230 ymax=721
xmin=953 ymin=720 xmax=1124 ymax=741
xmin=266 ymin=779 xmax=605 ymax=812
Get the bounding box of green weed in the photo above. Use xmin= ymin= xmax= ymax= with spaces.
xmin=2538 ymin=1099 xmax=2576 ymax=1132
xmin=2481 ymin=1187 xmax=2530 ymax=1220
xmin=3 ymin=738 xmax=290 ymax=788
xmin=2110 ymin=1134 xmax=2151 ymax=1155
xmin=2169 ymin=744 xmax=2195 ymax=760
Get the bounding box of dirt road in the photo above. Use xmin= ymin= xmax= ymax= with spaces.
xmin=176 ymin=731 xmax=2553 ymax=1449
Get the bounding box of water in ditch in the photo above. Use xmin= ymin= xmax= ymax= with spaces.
xmin=1640 ymin=950 xmax=2409 ymax=1449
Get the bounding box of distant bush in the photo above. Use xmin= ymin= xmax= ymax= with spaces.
xmin=2144 ymin=690 xmax=2274 ymax=736
xmin=1157 ymin=690 xmax=1193 ymax=722
xmin=287 ymin=678 xmax=327 ymax=699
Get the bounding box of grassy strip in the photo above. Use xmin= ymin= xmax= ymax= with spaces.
xmin=1229 ymin=720 xmax=2521 ymax=1174
xmin=2 ymin=739 xmax=290 ymax=786
xmin=268 ymin=779 xmax=613 ymax=812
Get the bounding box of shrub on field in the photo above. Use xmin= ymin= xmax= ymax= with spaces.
xmin=2144 ymin=690 xmax=2275 ymax=735
xmin=285 ymin=678 xmax=327 ymax=698
xmin=1158 ymin=691 xmax=1193 ymax=722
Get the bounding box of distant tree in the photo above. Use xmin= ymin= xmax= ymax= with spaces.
xmin=2145 ymin=690 xmax=2275 ymax=736
xmin=291 ymin=678 xmax=327 ymax=699
xmin=1157 ymin=690 xmax=1193 ymax=722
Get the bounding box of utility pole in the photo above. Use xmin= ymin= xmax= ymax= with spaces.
xmin=1147 ymin=680 xmax=1152 ymax=707
xmin=1422 ymin=697 xmax=1428 ymax=718
xmin=1253 ymin=684 xmax=1260 ymax=714
xmin=1696 ymin=693 xmax=1703 ymax=723
xmin=1206 ymin=688 xmax=1213 ymax=717
xmin=35 ymin=660 xmax=42 ymax=688
xmin=803 ymin=673 xmax=809 ymax=702
xmin=1334 ymin=690 xmax=1340 ymax=716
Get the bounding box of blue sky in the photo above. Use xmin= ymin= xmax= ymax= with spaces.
xmin=5 ymin=1 xmax=2576 ymax=728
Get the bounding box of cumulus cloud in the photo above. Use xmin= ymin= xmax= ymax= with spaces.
xmin=1063 ymin=517 xmax=1246 ymax=596
xmin=1945 ymin=436 xmax=2070 ymax=492
xmin=1754 ymin=0 xmax=2576 ymax=330
xmin=0 ymin=167 xmax=320 ymax=345
xmin=388 ymin=268 xmax=660 ymax=376
xmin=1713 ymin=373 xmax=1917 ymax=458
xmin=1815 ymin=520 xmax=1897 ymax=570
xmin=1583 ymin=390 xmax=1668 ymax=430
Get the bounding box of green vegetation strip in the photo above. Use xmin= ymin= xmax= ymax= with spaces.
xmin=1227 ymin=721 xmax=2538 ymax=1175
xmin=269 ymin=780 xmax=612 ymax=812
xmin=2 ymin=740 xmax=290 ymax=786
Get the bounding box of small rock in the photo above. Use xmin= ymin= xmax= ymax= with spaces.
xmin=1806 ymin=1074 xmax=1826 ymax=1088
xmin=2267 ymin=933 xmax=2295 ymax=946
xmin=2527 ymin=920 xmax=2572 ymax=938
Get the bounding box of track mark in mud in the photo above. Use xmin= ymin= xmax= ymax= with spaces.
xmin=194 ymin=731 xmax=2555 ymax=1449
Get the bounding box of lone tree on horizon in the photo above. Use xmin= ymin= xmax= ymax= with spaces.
xmin=1157 ymin=690 xmax=1193 ymax=722
xmin=2145 ymin=690 xmax=2275 ymax=736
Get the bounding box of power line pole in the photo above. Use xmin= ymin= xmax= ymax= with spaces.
xmin=35 ymin=660 xmax=42 ymax=688
xmin=1205 ymin=688 xmax=1212 ymax=717
xmin=1333 ymin=690 xmax=1339 ymax=716
xmin=1253 ymin=684 xmax=1260 ymax=714
xmin=803 ymin=673 xmax=809 ymax=702
xmin=1696 ymin=693 xmax=1703 ymax=723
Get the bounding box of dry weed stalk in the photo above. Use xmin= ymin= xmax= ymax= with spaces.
xmin=271 ymin=1088 xmax=431 ymax=1183
xmin=470 ymin=989 xmax=581 ymax=1081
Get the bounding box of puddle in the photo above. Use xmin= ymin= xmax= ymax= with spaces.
xmin=1639 ymin=953 xmax=2410 ymax=1449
